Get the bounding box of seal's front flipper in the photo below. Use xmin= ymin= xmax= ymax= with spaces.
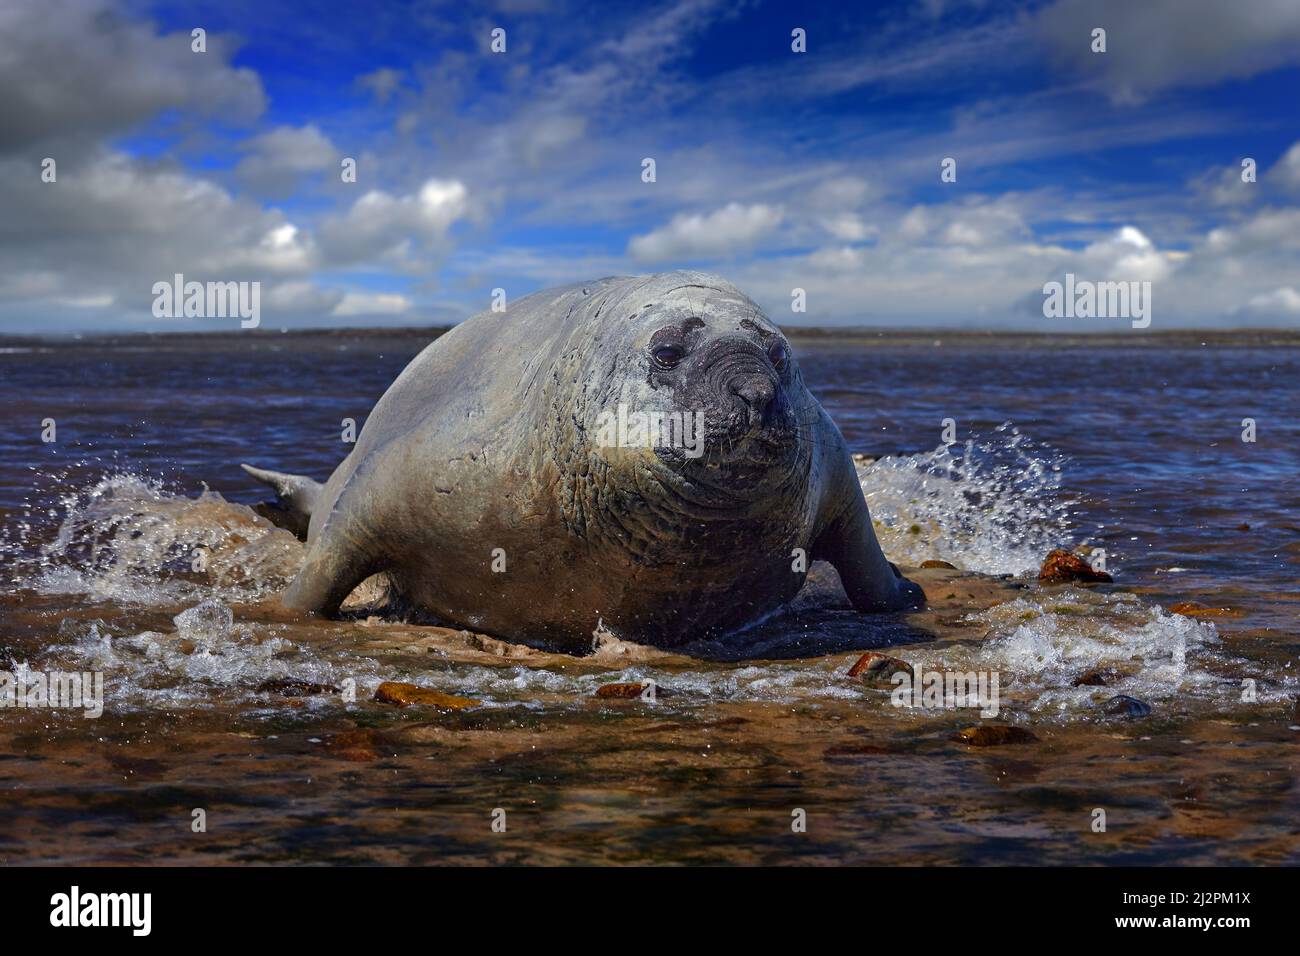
xmin=242 ymin=463 xmax=322 ymax=538
xmin=282 ymin=538 xmax=377 ymax=617
xmin=814 ymin=494 xmax=926 ymax=613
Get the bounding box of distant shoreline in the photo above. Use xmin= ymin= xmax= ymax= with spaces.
xmin=3 ymin=324 xmax=1300 ymax=349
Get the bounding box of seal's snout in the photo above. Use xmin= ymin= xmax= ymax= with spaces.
xmin=730 ymin=373 xmax=775 ymax=425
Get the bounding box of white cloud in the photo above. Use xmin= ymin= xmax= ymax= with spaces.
xmin=319 ymin=178 xmax=471 ymax=269
xmin=1192 ymin=162 xmax=1258 ymax=208
xmin=1036 ymin=0 xmax=1300 ymax=103
xmin=1205 ymin=208 xmax=1300 ymax=255
xmin=0 ymin=149 xmax=319 ymax=322
xmin=628 ymin=203 xmax=783 ymax=262
xmin=1268 ymin=142 xmax=1300 ymax=196
xmin=0 ymin=0 xmax=264 ymax=152
xmin=332 ymin=292 xmax=413 ymax=317
xmin=1079 ymin=226 xmax=1173 ymax=282
xmin=821 ymin=216 xmax=873 ymax=242
xmin=894 ymin=199 xmax=1033 ymax=247
xmin=1237 ymin=286 xmax=1300 ymax=318
xmin=236 ymin=125 xmax=340 ymax=194
xmin=264 ymin=280 xmax=342 ymax=315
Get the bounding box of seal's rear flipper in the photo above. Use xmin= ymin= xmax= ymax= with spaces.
xmin=241 ymin=463 xmax=323 ymax=539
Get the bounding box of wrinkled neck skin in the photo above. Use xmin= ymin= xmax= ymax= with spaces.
xmin=531 ymin=276 xmax=822 ymax=570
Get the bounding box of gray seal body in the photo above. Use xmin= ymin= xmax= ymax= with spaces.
xmin=245 ymin=271 xmax=923 ymax=650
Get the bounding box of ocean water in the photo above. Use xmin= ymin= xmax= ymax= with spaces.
xmin=1 ymin=329 xmax=1298 ymax=865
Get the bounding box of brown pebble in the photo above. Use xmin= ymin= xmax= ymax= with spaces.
xmin=373 ymin=681 xmax=479 ymax=709
xmin=1038 ymin=549 xmax=1113 ymax=584
xmin=1073 ymin=668 xmax=1116 ymax=687
xmin=1169 ymin=601 xmax=1244 ymax=620
xmin=953 ymin=725 xmax=1039 ymax=746
xmin=921 ymin=559 xmax=957 ymax=569
xmin=847 ymin=651 xmax=915 ymax=683
xmin=595 ymin=681 xmax=669 ymax=700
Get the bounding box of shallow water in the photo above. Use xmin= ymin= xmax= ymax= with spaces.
xmin=1 ymin=330 xmax=1298 ymax=865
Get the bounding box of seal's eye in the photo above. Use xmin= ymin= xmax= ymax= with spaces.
xmin=768 ymin=341 xmax=788 ymax=373
xmin=652 ymin=344 xmax=685 ymax=369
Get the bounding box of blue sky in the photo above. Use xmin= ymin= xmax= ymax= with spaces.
xmin=2 ymin=0 xmax=1300 ymax=331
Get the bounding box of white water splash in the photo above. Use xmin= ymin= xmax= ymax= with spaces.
xmin=44 ymin=600 xmax=389 ymax=710
xmin=13 ymin=473 xmax=301 ymax=605
xmin=862 ymin=423 xmax=1076 ymax=575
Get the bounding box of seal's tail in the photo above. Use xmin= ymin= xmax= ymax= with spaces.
xmin=240 ymin=463 xmax=323 ymax=528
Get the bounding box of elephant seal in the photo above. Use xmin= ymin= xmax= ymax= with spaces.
xmin=244 ymin=270 xmax=923 ymax=651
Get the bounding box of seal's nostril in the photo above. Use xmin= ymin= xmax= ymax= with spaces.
xmin=731 ymin=376 xmax=775 ymax=415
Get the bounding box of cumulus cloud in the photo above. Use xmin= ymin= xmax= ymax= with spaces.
xmin=896 ymin=198 xmax=1033 ymax=247
xmin=0 ymin=0 xmax=264 ymax=153
xmin=236 ymin=125 xmax=341 ymax=195
xmin=1078 ymin=226 xmax=1174 ymax=282
xmin=1205 ymin=207 xmax=1300 ymax=255
xmin=263 ymin=280 xmax=342 ymax=315
xmin=332 ymin=292 xmax=412 ymax=317
xmin=1236 ymin=286 xmax=1300 ymax=318
xmin=1191 ymin=162 xmax=1257 ymax=208
xmin=318 ymin=179 xmax=471 ymax=270
xmin=1267 ymin=142 xmax=1300 ymax=196
xmin=628 ymin=203 xmax=783 ymax=262
xmin=1036 ymin=0 xmax=1300 ymax=103
xmin=0 ymin=149 xmax=318 ymax=324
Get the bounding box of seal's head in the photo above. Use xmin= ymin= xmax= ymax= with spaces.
xmin=582 ymin=272 xmax=811 ymax=500
xmin=643 ymin=301 xmax=800 ymax=471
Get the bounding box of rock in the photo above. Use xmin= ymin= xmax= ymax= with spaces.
xmin=1103 ymin=695 xmax=1151 ymax=718
xmin=1169 ymin=601 xmax=1243 ymax=620
xmin=1038 ymin=549 xmax=1113 ymax=585
xmin=1073 ymin=668 xmax=1118 ymax=687
xmin=257 ymin=678 xmax=339 ymax=697
xmin=953 ymin=725 xmax=1039 ymax=746
xmin=847 ymin=651 xmax=915 ymax=684
xmin=921 ymin=559 xmax=957 ymax=569
xmin=373 ymin=681 xmax=479 ymax=710
xmin=595 ymin=681 xmax=670 ymax=700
